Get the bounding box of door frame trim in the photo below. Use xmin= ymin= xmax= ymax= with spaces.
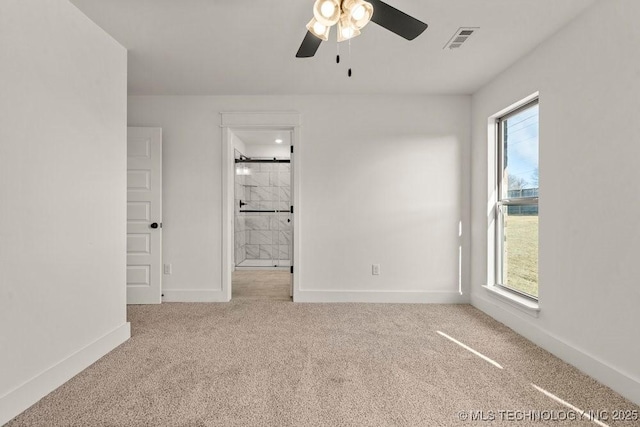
xmin=220 ymin=112 xmax=301 ymax=302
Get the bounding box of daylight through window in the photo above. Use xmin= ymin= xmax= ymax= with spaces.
xmin=496 ymin=99 xmax=539 ymax=299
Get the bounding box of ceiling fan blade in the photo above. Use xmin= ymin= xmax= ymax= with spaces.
xmin=368 ymin=0 xmax=428 ymax=40
xmin=296 ymin=31 xmax=323 ymax=58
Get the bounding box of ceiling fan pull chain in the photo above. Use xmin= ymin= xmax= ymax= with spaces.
xmin=336 ymin=41 xmax=340 ymax=64
xmin=348 ymin=39 xmax=352 ymax=77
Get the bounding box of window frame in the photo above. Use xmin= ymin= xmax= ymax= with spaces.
xmin=495 ymin=98 xmax=539 ymax=301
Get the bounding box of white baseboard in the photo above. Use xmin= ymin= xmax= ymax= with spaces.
xmin=295 ymin=289 xmax=468 ymax=304
xmin=163 ymin=288 xmax=466 ymax=304
xmin=472 ymin=293 xmax=640 ymax=406
xmin=0 ymin=322 xmax=131 ymax=426
xmin=161 ymin=289 xmax=227 ymax=302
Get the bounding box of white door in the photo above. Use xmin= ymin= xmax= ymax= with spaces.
xmin=127 ymin=127 xmax=162 ymax=304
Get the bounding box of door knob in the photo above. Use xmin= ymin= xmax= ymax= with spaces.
xmin=150 ymin=222 xmax=159 ymax=229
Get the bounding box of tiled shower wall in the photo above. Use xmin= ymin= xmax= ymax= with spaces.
xmin=234 ymin=162 xmax=291 ymax=265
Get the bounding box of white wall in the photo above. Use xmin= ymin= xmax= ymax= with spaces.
xmin=470 ymin=0 xmax=640 ymax=405
xmin=128 ymin=95 xmax=471 ymax=303
xmin=231 ymin=132 xmax=246 ymax=157
xmin=0 ymin=1 xmax=129 ymax=423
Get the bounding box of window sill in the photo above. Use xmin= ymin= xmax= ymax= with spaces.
xmin=482 ymin=285 xmax=540 ymax=318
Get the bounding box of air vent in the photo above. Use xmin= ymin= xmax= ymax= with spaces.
xmin=444 ymin=27 xmax=479 ymax=50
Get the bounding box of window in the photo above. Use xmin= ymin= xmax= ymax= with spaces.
xmin=496 ymin=99 xmax=539 ymax=299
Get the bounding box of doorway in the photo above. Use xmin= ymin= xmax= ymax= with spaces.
xmin=220 ymin=112 xmax=301 ymax=302
xmin=233 ymin=135 xmax=291 ymax=269
xmin=231 ymin=131 xmax=291 ymax=300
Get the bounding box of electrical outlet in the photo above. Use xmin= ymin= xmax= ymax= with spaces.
xmin=372 ymin=264 xmax=380 ymax=275
xmin=164 ymin=264 xmax=172 ymax=275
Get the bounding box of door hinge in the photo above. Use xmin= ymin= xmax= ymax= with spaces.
xmin=290 ymin=206 xmax=293 ymax=214
xmin=290 ymin=265 xmax=293 ymax=274
xmin=290 ymin=145 xmax=294 ymax=153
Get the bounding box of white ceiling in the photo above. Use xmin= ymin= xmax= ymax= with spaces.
xmin=70 ymin=0 xmax=596 ymax=95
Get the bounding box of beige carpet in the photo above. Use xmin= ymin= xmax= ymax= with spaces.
xmin=8 ymin=271 xmax=639 ymax=426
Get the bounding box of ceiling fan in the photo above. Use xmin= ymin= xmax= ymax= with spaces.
xmin=296 ymin=0 xmax=428 ymax=58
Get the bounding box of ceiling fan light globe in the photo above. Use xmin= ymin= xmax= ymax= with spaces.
xmin=337 ymin=16 xmax=361 ymax=42
xmin=351 ymin=5 xmax=365 ymax=20
xmin=313 ymin=0 xmax=341 ymax=26
xmin=342 ymin=0 xmax=373 ymax=29
xmin=320 ymin=1 xmax=335 ymax=18
xmin=306 ymin=18 xmax=330 ymax=41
